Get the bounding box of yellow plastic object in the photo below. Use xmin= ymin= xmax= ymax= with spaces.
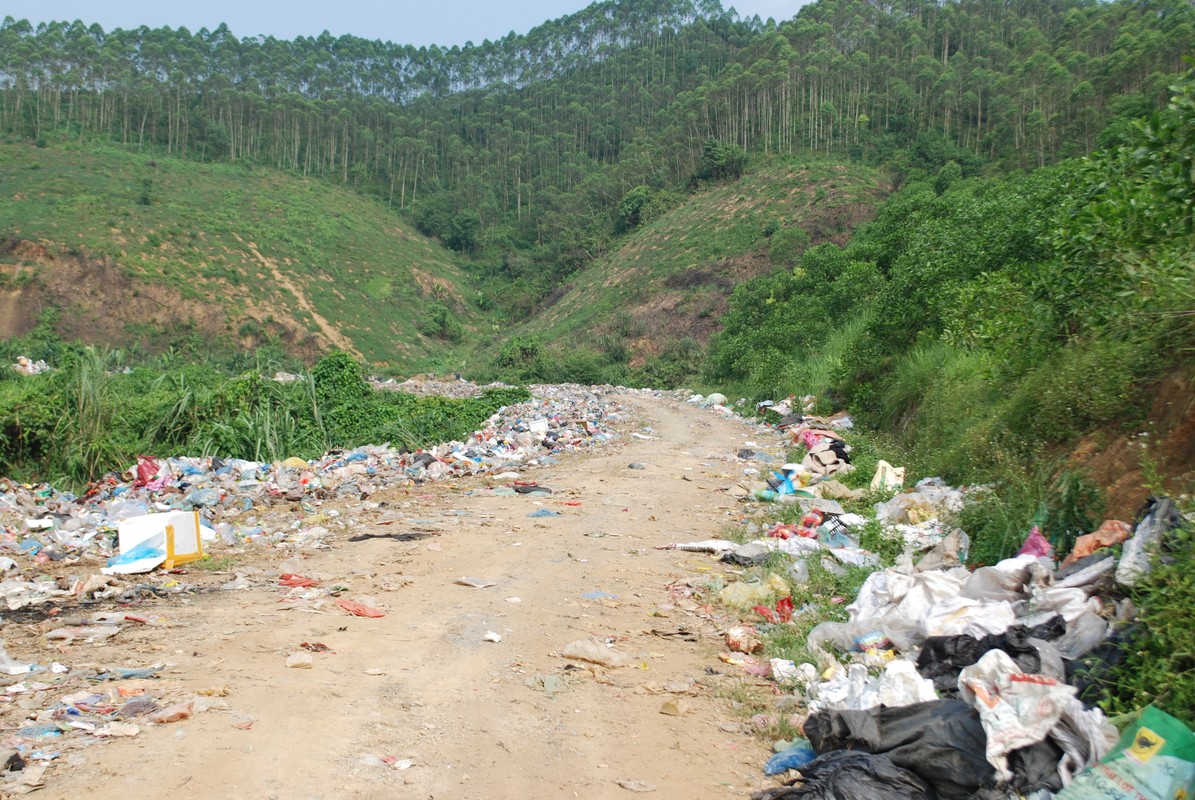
xmin=161 ymin=511 xmax=204 ymax=568
xmin=719 ymin=573 xmax=792 ymax=608
xmin=765 ymin=573 xmax=792 ymax=597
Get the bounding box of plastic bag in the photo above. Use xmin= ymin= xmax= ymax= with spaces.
xmin=1054 ymin=706 xmax=1195 ymax=799
xmin=720 ymin=574 xmax=790 ymax=608
xmin=1017 ymin=526 xmax=1054 ymax=559
xmin=870 ymin=461 xmax=905 ymax=492
xmin=134 ymin=455 xmax=162 ymax=487
xmin=959 ymin=653 xmax=1066 ymax=780
xmin=765 ymin=740 xmax=817 ymax=775
xmin=752 ymin=751 xmax=932 ymax=800
xmin=0 ymin=641 xmax=36 ymax=676
xmin=914 ymin=529 xmax=969 ymax=572
xmin=877 ymin=659 xmax=938 ymax=707
xmin=920 ymin=596 xmax=1016 ymax=640
xmin=559 ymin=639 xmax=633 ymax=667
xmin=1053 ymin=607 xmax=1108 ymax=660
xmin=958 ymin=650 xmax=1113 ymax=782
xmin=1116 ymin=497 xmax=1184 ymax=587
xmin=803 ymin=700 xmax=995 ymax=800
xmin=1061 ymin=520 xmax=1132 ymax=568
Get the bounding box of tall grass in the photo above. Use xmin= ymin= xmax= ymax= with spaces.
xmin=53 ymin=347 xmax=134 ymax=485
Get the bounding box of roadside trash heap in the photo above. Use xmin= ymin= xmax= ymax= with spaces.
xmin=0 ymin=382 xmax=631 ymax=577
xmin=10 ymin=357 xmax=50 ymax=376
xmin=748 ymin=499 xmax=1192 ymax=800
xmin=677 ymin=397 xmax=1193 ymax=799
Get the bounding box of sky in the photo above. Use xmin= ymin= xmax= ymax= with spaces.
xmin=3 ymin=1 xmax=810 ymax=46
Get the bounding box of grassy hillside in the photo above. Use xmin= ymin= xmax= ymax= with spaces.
xmin=482 ymin=158 xmax=886 ymax=384
xmin=0 ymin=142 xmax=475 ymax=369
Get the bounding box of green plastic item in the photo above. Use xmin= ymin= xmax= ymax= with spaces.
xmin=1054 ymin=706 xmax=1195 ymax=800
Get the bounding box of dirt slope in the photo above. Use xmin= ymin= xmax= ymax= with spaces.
xmin=29 ymin=395 xmax=780 ymax=799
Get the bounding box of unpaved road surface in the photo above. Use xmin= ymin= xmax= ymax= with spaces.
xmin=15 ymin=395 xmax=783 ymax=799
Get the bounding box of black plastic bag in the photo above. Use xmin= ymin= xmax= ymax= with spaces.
xmin=915 ymin=617 xmax=1065 ymax=694
xmin=804 ymin=700 xmax=995 ymax=800
xmin=750 ymin=750 xmax=932 ymax=800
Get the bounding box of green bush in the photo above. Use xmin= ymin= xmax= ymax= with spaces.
xmin=1100 ymin=520 xmax=1195 ymax=725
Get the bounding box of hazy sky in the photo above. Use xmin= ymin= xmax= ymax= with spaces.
xmin=3 ymin=1 xmax=812 ymax=46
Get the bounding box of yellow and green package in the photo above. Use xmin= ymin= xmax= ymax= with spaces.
xmin=1055 ymin=706 xmax=1195 ymax=800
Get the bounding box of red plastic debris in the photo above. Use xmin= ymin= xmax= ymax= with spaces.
xmin=135 ymin=456 xmax=161 ymax=487
xmin=335 ymin=599 xmax=384 ymax=618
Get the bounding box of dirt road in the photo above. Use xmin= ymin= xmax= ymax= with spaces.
xmin=25 ymin=394 xmax=783 ymax=799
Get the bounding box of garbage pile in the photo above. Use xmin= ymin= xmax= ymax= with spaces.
xmin=10 ymin=357 xmax=50 ymax=376
xmin=730 ymin=498 xmax=1190 ymax=798
xmin=0 ymin=383 xmax=632 ymax=572
xmin=371 ymin=373 xmax=513 ymax=398
xmin=682 ymin=390 xmax=1192 ymax=798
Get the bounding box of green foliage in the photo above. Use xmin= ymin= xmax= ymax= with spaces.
xmin=1100 ymin=520 xmax=1195 ymax=725
xmin=695 ymin=138 xmax=748 ymax=182
xmin=413 ymin=192 xmax=478 ymax=251
xmin=1041 ymin=469 xmax=1104 ymax=557
xmin=766 ymin=226 xmax=810 ymax=266
xmin=420 ymin=303 xmax=464 ymax=343
xmin=1002 ymin=339 xmax=1142 ymax=442
xmin=616 ymin=186 xmax=679 ymax=232
xmin=0 ymin=348 xmax=528 ymax=487
xmin=0 ymin=142 xmax=475 ymax=368
xmin=957 ymin=473 xmax=1048 ymax=568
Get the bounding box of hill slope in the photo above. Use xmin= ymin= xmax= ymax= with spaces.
xmin=0 ymin=143 xmax=474 ymax=368
xmin=501 ymin=158 xmax=886 ymax=376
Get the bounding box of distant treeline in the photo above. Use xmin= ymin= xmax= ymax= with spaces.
xmin=1 ymin=0 xmax=1191 ymax=259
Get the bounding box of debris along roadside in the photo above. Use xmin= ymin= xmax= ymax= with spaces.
xmin=0 ymin=381 xmax=639 ymax=570
xmin=0 ymin=380 xmax=676 ymax=796
xmin=674 ymin=393 xmax=1194 ymax=800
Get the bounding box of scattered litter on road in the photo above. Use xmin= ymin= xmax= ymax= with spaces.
xmin=455 ymin=577 xmax=497 ymax=589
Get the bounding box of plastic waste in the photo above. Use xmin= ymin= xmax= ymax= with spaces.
xmin=116 ymin=696 xmax=159 ymax=718
xmin=0 ymin=641 xmax=37 ymax=675
xmin=719 ymin=574 xmax=789 ymax=608
xmin=958 ymin=650 xmax=1115 ymax=781
xmin=1017 ymin=526 xmax=1054 ymax=559
xmin=147 ymin=703 xmax=193 ymax=724
xmin=1061 ymin=519 xmax=1132 ymax=567
xmin=45 ymin=625 xmax=120 ymax=643
xmin=764 ymin=739 xmax=817 ymax=774
xmin=753 ymin=750 xmax=932 ymax=800
xmin=559 ymin=639 xmax=633 ymax=667
xmin=803 ymin=700 xmax=995 ymax=800
xmin=1116 ymin=496 xmax=1183 ymax=587
xmin=870 ymin=460 xmax=905 ymax=492
xmin=286 ymin=652 xmax=314 ymax=669
xmin=101 ymin=539 xmax=166 ymax=575
xmin=335 ymin=599 xmax=384 ymax=618
xmin=1054 ymin=706 xmax=1194 ymax=799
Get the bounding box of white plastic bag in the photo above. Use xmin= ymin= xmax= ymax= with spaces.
xmin=920 ymin=596 xmax=1016 ymax=639
xmin=876 ymin=659 xmax=938 ymax=707
xmin=959 ymin=650 xmax=1076 ymax=781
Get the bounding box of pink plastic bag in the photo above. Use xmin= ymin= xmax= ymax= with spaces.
xmin=1016 ymin=526 xmax=1054 ymax=559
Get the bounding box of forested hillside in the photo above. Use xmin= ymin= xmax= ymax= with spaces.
xmin=2 ymin=0 xmax=1192 ymax=297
